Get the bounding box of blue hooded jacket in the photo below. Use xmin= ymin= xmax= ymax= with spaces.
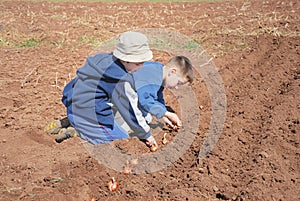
xmin=62 ymin=53 xmax=151 ymax=144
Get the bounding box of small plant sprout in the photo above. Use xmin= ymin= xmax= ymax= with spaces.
xmin=107 ymin=177 xmax=118 ymax=192
xmin=122 ymin=160 xmax=131 ymax=175
xmin=162 ymin=133 xmax=168 ymax=145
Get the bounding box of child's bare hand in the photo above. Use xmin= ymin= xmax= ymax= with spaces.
xmin=163 ymin=111 xmax=182 ymax=130
xmin=145 ymin=135 xmax=158 ymax=147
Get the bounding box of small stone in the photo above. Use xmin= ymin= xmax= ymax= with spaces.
xmin=212 ymin=186 xmax=219 ymax=192
xmin=198 ymin=167 xmax=205 ymax=173
xmin=258 ymin=151 xmax=269 ymax=158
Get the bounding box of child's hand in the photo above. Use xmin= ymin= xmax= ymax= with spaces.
xmin=163 ymin=111 xmax=182 ymax=130
xmin=145 ymin=135 xmax=158 ymax=147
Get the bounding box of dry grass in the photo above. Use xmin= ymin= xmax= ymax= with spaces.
xmin=191 ymin=1 xmax=299 ymax=57
xmin=0 ymin=1 xmax=298 ymax=57
xmin=1 ymin=1 xmax=298 ymax=87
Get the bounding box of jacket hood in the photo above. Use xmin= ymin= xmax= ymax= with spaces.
xmin=77 ymin=53 xmax=129 ymax=82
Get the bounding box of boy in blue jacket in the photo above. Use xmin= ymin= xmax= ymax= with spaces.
xmin=115 ymin=56 xmax=194 ymax=148
xmin=131 ymin=56 xmax=194 ymax=139
xmin=45 ymin=31 xmax=159 ymax=146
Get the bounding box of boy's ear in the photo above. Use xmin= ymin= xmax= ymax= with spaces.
xmin=168 ymin=68 xmax=176 ymax=76
xmin=170 ymin=68 xmax=177 ymax=73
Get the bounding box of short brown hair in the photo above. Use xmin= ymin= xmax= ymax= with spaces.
xmin=166 ymin=56 xmax=194 ymax=83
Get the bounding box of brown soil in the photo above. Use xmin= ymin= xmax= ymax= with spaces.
xmin=0 ymin=0 xmax=299 ymax=200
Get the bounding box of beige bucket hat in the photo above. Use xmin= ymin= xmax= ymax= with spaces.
xmin=113 ymin=31 xmax=153 ymax=63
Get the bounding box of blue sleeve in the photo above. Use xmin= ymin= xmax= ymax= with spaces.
xmin=137 ymin=85 xmax=167 ymax=119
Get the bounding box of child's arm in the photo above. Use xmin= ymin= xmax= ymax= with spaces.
xmin=112 ymin=80 xmax=153 ymax=141
xmin=137 ymin=85 xmax=167 ymax=119
xmin=138 ymin=85 xmax=181 ymax=130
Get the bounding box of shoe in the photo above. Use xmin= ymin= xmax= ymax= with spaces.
xmin=55 ymin=127 xmax=78 ymax=143
xmin=44 ymin=120 xmax=62 ymax=134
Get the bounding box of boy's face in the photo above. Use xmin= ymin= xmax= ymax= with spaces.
xmin=122 ymin=61 xmax=145 ymax=73
xmin=165 ymin=69 xmax=187 ymax=89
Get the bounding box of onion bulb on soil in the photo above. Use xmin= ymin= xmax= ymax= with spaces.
xmin=107 ymin=177 xmax=118 ymax=192
xmin=150 ymin=144 xmax=158 ymax=152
